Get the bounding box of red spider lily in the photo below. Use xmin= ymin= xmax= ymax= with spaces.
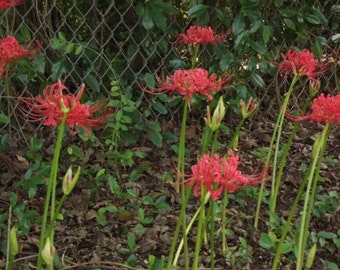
xmin=186 ymin=150 xmax=267 ymax=201
xmin=274 ymin=49 xmax=325 ymax=82
xmin=0 ymin=0 xmax=24 ymax=8
xmin=178 ymin=25 xmax=226 ymax=45
xmin=147 ymin=68 xmax=230 ymax=102
xmin=286 ymin=94 xmax=340 ymax=124
xmin=20 ymin=80 xmax=111 ymax=136
xmin=0 ymin=35 xmax=39 ymax=78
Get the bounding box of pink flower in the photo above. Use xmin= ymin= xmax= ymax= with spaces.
xmin=286 ymin=94 xmax=340 ymax=124
xmin=20 ymin=80 xmax=111 ymax=136
xmin=178 ymin=26 xmax=226 ymax=45
xmin=0 ymin=0 xmax=24 ymax=8
xmin=186 ymin=151 xmax=267 ymax=201
xmin=274 ymin=49 xmax=325 ymax=81
xmin=0 ymin=35 xmax=39 ymax=78
xmin=148 ymin=68 xmax=230 ymax=102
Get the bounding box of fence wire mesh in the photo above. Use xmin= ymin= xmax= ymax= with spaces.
xmin=0 ymin=0 xmax=339 ymax=142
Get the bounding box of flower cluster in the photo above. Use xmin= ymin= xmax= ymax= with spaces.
xmin=0 ymin=0 xmax=24 ymax=8
xmin=186 ymin=151 xmax=267 ymax=200
xmin=275 ymin=49 xmax=325 ymax=81
xmin=178 ymin=25 xmax=226 ymax=45
xmin=0 ymin=35 xmax=39 ymax=78
xmin=20 ymin=80 xmax=111 ymax=136
xmin=286 ymin=93 xmax=340 ymax=124
xmin=151 ymin=68 xmax=230 ymax=102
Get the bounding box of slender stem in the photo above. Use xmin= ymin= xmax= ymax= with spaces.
xmin=270 ymin=75 xmax=299 ymax=213
xmin=221 ymin=190 xmax=228 ymax=255
xmin=296 ymin=123 xmax=331 ymax=270
xmin=36 ymin=114 xmax=67 ymax=270
xmin=191 ymin=45 xmax=200 ymax=69
xmin=228 ymin=117 xmax=245 ymax=151
xmin=209 ymin=200 xmax=215 ymax=270
xmin=200 ymin=125 xmax=213 ymax=155
xmin=192 ymin=188 xmax=206 ymax=270
xmin=272 ymin=163 xmax=313 ymax=269
xmin=46 ymin=193 xmax=67 ymax=239
xmin=167 ymin=99 xmax=189 ymax=270
xmin=173 ymin=192 xmax=211 ymax=266
xmin=254 ymin=74 xmax=299 ymax=229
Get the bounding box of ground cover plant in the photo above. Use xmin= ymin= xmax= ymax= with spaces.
xmin=0 ymin=1 xmax=339 ymax=270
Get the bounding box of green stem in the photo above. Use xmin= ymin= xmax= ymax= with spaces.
xmin=36 ymin=113 xmax=67 ymax=270
xmin=228 ymin=117 xmax=245 ymax=151
xmin=192 ymin=188 xmax=206 ymax=270
xmin=272 ymin=163 xmax=313 ymax=269
xmin=271 ymin=93 xmax=314 ymax=217
xmin=209 ymin=200 xmax=215 ymax=270
xmin=254 ymin=74 xmax=299 ymax=229
xmin=173 ymin=192 xmax=211 ymax=267
xmin=200 ymin=125 xmax=213 ymax=155
xmin=46 ymin=193 xmax=67 ymax=239
xmin=270 ymin=75 xmax=299 ymax=213
xmin=296 ymin=123 xmax=331 ymax=270
xmin=221 ymin=190 xmax=228 ymax=256
xmin=191 ymin=45 xmax=200 ymax=69
xmin=167 ymin=99 xmax=189 ymax=270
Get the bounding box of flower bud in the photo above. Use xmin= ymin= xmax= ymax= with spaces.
xmin=62 ymin=166 xmax=81 ymax=195
xmin=240 ymin=97 xmax=257 ymax=119
xmin=42 ymin=237 xmax=55 ymax=265
xmin=10 ymin=226 xmax=19 ymax=256
xmin=206 ymin=96 xmax=225 ymax=131
xmin=60 ymin=98 xmax=70 ymax=114
xmin=309 ymin=80 xmax=320 ymax=97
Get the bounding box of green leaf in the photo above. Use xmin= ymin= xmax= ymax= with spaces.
xmin=74 ymin=45 xmax=83 ymax=55
xmin=57 ymin=31 xmax=67 ymax=41
xmin=311 ymin=40 xmax=323 ymax=59
xmin=150 ymin=6 xmax=167 ymax=31
xmin=84 ymin=73 xmax=100 ymax=92
xmin=19 ymin=25 xmax=31 ymax=41
xmin=127 ymin=234 xmax=136 ymax=250
xmin=306 ymin=244 xmax=317 ymax=269
xmin=250 ymin=40 xmax=267 ymax=54
xmin=232 ymin=13 xmax=245 ymax=35
xmin=51 ymin=60 xmax=66 ymax=81
xmin=144 ymin=73 xmax=155 ymax=88
xmin=262 ymin=25 xmax=271 ymax=44
xmin=148 ymin=129 xmax=162 ymax=147
xmin=250 ymin=73 xmax=265 ymax=88
xmin=0 ymin=113 xmax=10 ymax=124
xmin=331 ymin=34 xmax=340 ymax=43
xmin=64 ymin=43 xmax=74 ymax=54
xmin=259 ymin=233 xmax=275 ymax=249
xmin=146 ymin=120 xmax=161 ymax=131
xmin=151 ymin=1 xmax=177 ymax=14
xmin=284 ymin=18 xmax=296 ymax=30
xmin=152 ymin=101 xmax=167 ymax=115
xmin=305 ymin=9 xmax=328 ymax=25
xmin=142 ymin=7 xmax=154 ymax=30
xmin=135 ymin=2 xmax=145 ymax=18
xmin=188 ymin=4 xmax=209 ymax=18
xmin=331 ymin=4 xmax=340 ymax=13
xmin=219 ymin=52 xmax=234 ymax=71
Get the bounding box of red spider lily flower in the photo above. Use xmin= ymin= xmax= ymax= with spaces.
xmin=178 ymin=25 xmax=226 ymax=45
xmin=20 ymin=80 xmax=111 ymax=136
xmin=147 ymin=68 xmax=230 ymax=102
xmin=286 ymin=94 xmax=340 ymax=124
xmin=0 ymin=0 xmax=24 ymax=8
xmin=274 ymin=49 xmax=325 ymax=82
xmin=0 ymin=35 xmax=39 ymax=78
xmin=186 ymin=150 xmax=267 ymax=201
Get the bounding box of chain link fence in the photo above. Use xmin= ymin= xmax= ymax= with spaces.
xmin=1 ymin=1 xmax=340 ymax=142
